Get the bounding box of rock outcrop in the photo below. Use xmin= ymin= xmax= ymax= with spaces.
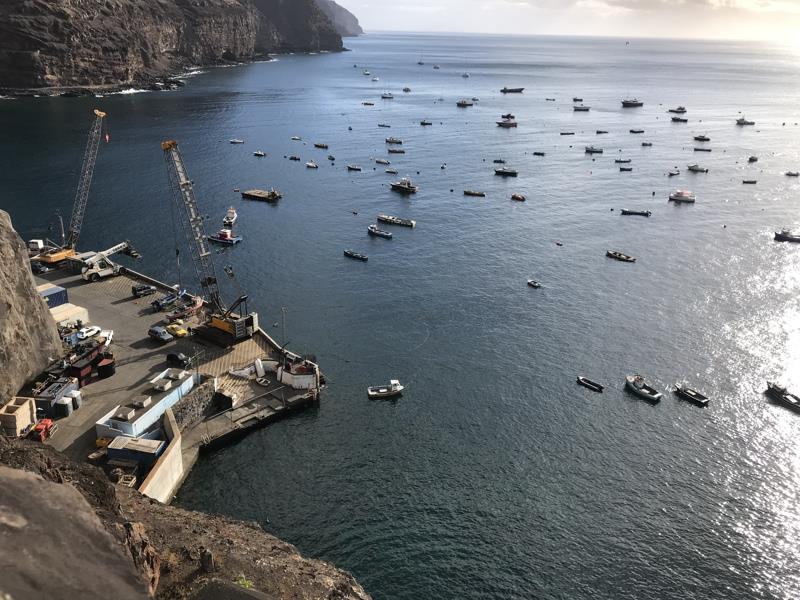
xmin=0 ymin=210 xmax=62 ymax=403
xmin=0 ymin=0 xmax=345 ymax=91
xmin=0 ymin=436 xmax=372 ymax=599
xmin=315 ymin=0 xmax=363 ymax=37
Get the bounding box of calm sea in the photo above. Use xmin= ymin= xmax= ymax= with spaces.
xmin=2 ymin=33 xmax=800 ymax=600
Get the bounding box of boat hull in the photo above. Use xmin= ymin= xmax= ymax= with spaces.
xmin=674 ymin=386 xmax=709 ymax=407
xmin=625 ymin=377 xmax=662 ymax=402
xmin=577 ymin=376 xmax=604 ymax=393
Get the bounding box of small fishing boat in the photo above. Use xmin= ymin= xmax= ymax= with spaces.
xmin=668 ymin=106 xmax=687 ymax=114
xmin=742 ymin=179 xmax=757 ymax=184
xmin=462 ymin=72 xmax=470 ymax=78
xmin=375 ymin=159 xmax=390 ymax=165
xmin=671 ymin=116 xmax=688 ymax=123
xmin=533 ymin=152 xmax=546 ymax=157
xmin=736 ymin=117 xmax=755 ymax=126
xmin=527 ymin=279 xmax=542 ymax=288
xmin=774 ymin=229 xmax=800 ymax=242
xmin=385 ymin=169 xmax=399 ymax=175
xmin=620 ymin=209 xmax=651 ymax=217
xmin=621 ymin=99 xmax=644 ymax=108
xmin=561 ymin=132 xmax=575 ymax=136
xmin=306 ymin=161 xmax=318 ymax=169
xmin=289 ymin=155 xmax=301 ymax=161
xmin=668 ymin=169 xmax=680 ymax=177
xmin=674 ymin=383 xmax=709 ymax=407
xmin=606 ymin=250 xmax=636 ymax=262
xmin=378 ymin=123 xmax=391 ymax=128
xmin=669 ymin=190 xmax=696 ymax=203
xmin=766 ymin=381 xmax=800 ymax=411
xmin=748 ymin=156 xmax=758 ymax=163
xmin=367 ymin=379 xmax=404 ymax=399
xmin=493 ymin=159 xmax=506 ymax=164
xmin=630 ymin=129 xmax=645 ymax=134
xmin=511 ymin=193 xmax=526 ymax=202
xmin=344 ymin=249 xmax=368 ymax=261
xmin=456 ymin=99 xmax=474 ymax=107
xmin=372 ymin=77 xmax=380 ymax=82
xmin=362 ymin=70 xmax=370 ymax=76
xmin=572 ymin=97 xmax=583 ymax=102
xmin=464 ymin=190 xmax=486 ymax=197
xmin=403 ymin=87 xmax=411 ymax=93
xmin=385 ymin=137 xmax=403 ymax=145
xmin=347 ymin=164 xmax=362 ymax=171
xmin=229 ymin=139 xmax=244 ymax=144
xmin=420 ymin=119 xmax=432 ymax=126
xmin=620 ymin=167 xmax=633 ymax=172
xmin=501 ymin=113 xmax=515 ymax=120
xmin=687 ymin=164 xmax=708 ymax=173
xmin=641 ymin=142 xmax=653 ymax=147
xmin=368 ymin=224 xmax=393 ymax=239
xmin=381 ymin=92 xmax=394 ymax=100
xmin=362 ymin=101 xmax=374 ymax=106
xmin=694 ymin=148 xmax=712 ymax=152
xmin=577 ymin=376 xmax=604 ymax=393
xmin=208 ymin=228 xmax=242 ymax=245
xmin=328 ymin=155 xmax=336 ymax=161
xmin=573 ymin=105 xmax=590 ymax=112
xmin=388 ymin=148 xmax=405 ymax=154
xmin=497 ymin=119 xmax=518 ymax=128
xmin=291 ymin=136 xmax=301 ymax=141
xmin=223 ymin=207 xmax=238 ymax=227
xmin=615 ymin=159 xmax=632 ymax=164
xmin=786 ymin=171 xmax=800 ymax=177
xmin=377 ymin=214 xmax=416 ymax=228
xmin=596 ymin=130 xmax=608 ymax=135
xmin=314 ymin=143 xmax=328 ymax=149
xmin=585 ymin=146 xmax=603 ymax=154
xmin=433 ymin=65 xmax=440 ymax=70
xmin=625 ymin=375 xmax=662 ymax=402
xmin=546 ymin=98 xmax=556 ymax=101
xmin=694 ymin=135 xmax=710 ymax=142
xmin=390 ymin=178 xmax=418 ymax=194
xmin=253 ymin=150 xmax=266 ymax=157
xmin=501 ymin=87 xmax=524 ymax=93
xmin=495 ymin=167 xmax=518 ymax=177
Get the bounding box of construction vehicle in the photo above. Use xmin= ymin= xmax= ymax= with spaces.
xmin=80 ymin=241 xmax=141 ymax=281
xmin=29 ymin=419 xmax=58 ymax=442
xmin=36 ymin=109 xmax=109 ymax=264
xmin=161 ymin=140 xmax=257 ymax=344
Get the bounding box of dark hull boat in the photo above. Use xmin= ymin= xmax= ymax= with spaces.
xmin=377 ymin=214 xmax=416 ymax=228
xmin=343 ymin=249 xmax=368 ymax=261
xmin=464 ymin=190 xmax=486 ymax=197
xmin=766 ymin=381 xmax=800 ymax=412
xmin=577 ymin=376 xmax=604 ymax=393
xmin=775 ymin=230 xmax=800 ymax=243
xmin=620 ymin=167 xmax=633 ymax=172
xmin=368 ymin=225 xmax=393 ymax=239
xmin=625 ymin=375 xmax=662 ymax=402
xmin=674 ymin=384 xmax=709 ymax=407
xmin=606 ymin=250 xmax=636 ymax=262
xmin=495 ymin=168 xmax=518 ymax=177
xmin=620 ymin=209 xmax=651 ymax=217
xmin=501 ymin=87 xmax=524 ymax=93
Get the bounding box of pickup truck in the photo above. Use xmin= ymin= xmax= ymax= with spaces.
xmin=132 ymin=284 xmax=157 ymax=298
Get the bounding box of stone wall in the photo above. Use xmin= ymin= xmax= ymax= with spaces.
xmin=171 ymin=380 xmax=218 ymax=431
xmin=0 ymin=210 xmax=63 ymax=403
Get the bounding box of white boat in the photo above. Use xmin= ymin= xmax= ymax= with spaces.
xmin=625 ymin=375 xmax=662 ymax=401
xmin=372 ymin=77 xmax=380 ymax=82
xmin=253 ymin=150 xmax=265 ymax=157
xmin=390 ymin=178 xmax=418 ymax=193
xmin=381 ymin=92 xmax=393 ymax=99
xmin=291 ymin=136 xmax=301 ymax=141
xmin=462 ymin=72 xmax=470 ymax=78
xmin=669 ymin=190 xmax=696 ymax=203
xmin=229 ymin=139 xmax=244 ymax=144
xmin=223 ymin=207 xmax=238 ymax=227
xmin=367 ymin=379 xmax=404 ymax=399
xmin=306 ymin=161 xmax=318 ymax=169
xmin=375 ymin=158 xmax=390 ymax=165
xmin=207 ymin=228 xmax=242 ymax=245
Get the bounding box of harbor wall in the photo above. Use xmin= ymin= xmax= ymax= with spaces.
xmin=139 ymin=409 xmax=184 ymax=504
xmin=171 ymin=379 xmax=219 ymax=431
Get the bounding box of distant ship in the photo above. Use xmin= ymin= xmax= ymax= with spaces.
xmin=500 ymin=87 xmax=524 ymax=94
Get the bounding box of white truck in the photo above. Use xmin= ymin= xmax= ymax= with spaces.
xmin=81 ymin=241 xmax=140 ymax=282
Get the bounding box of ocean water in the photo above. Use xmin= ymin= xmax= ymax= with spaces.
xmin=3 ymin=33 xmax=800 ymax=599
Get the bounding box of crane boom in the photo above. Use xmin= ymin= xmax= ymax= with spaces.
xmin=161 ymin=140 xmax=224 ymax=313
xmin=66 ymin=109 xmax=106 ymax=249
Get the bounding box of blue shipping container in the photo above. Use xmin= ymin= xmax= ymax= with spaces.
xmin=40 ymin=285 xmax=69 ymax=309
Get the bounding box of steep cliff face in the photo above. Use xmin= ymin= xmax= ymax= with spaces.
xmin=0 ymin=0 xmax=344 ymax=91
xmin=316 ymin=0 xmax=363 ymax=37
xmin=0 ymin=210 xmax=62 ymax=403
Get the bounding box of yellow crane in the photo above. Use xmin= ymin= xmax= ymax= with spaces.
xmin=38 ymin=109 xmax=107 ymax=264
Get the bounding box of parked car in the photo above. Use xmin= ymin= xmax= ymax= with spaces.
xmin=166 ymin=352 xmax=193 ymax=368
xmin=31 ymin=262 xmax=52 ymax=275
xmin=166 ymin=323 xmax=189 ymax=338
xmin=151 ymin=291 xmax=180 ymax=312
xmin=77 ymin=325 xmax=101 ymax=340
xmin=148 ymin=325 xmax=174 ymax=343
xmin=132 ymin=284 xmax=157 ymax=298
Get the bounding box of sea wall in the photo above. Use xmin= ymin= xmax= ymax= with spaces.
xmin=172 ymin=380 xmax=219 ymax=431
xmin=139 ymin=409 xmax=183 ymax=504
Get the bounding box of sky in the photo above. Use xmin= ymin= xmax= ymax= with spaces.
xmin=337 ymin=0 xmax=800 ymax=43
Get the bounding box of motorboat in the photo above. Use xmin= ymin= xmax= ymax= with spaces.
xmin=362 ymin=101 xmax=374 ymax=106
xmin=615 ymin=159 xmax=632 ymax=164
xmin=377 ymin=214 xmax=416 ymax=228
xmin=456 ymin=99 xmax=474 ymax=107
xmin=620 ymin=209 xmax=651 ymax=217
xmin=289 ymin=155 xmax=301 ymax=161
xmin=694 ymin=135 xmax=710 ymax=142
xmin=630 ymin=129 xmax=644 ymax=134
xmin=368 ymin=224 xmax=393 ymax=239
xmin=462 ymin=72 xmax=470 ymax=78
xmin=743 ymin=179 xmax=757 ymax=184
xmin=585 ymin=146 xmax=603 ymax=154
xmin=641 ymin=142 xmax=653 ymax=147
xmin=621 ymin=99 xmax=644 ymax=107
xmin=229 ymin=139 xmax=244 ymax=144
xmin=223 ymin=207 xmax=238 ymax=227
xmin=253 ymin=150 xmax=266 ymax=157
xmin=420 ymin=119 xmax=433 ymax=126
xmin=208 ymin=228 xmax=242 ymax=245
xmin=375 ymin=158 xmax=390 ymax=165
xmin=620 ymin=167 xmax=633 ymax=172
xmin=748 ymin=156 xmax=758 ymax=163
xmin=573 ymin=97 xmax=583 ymax=102
xmin=561 ymin=132 xmax=575 ymax=136
xmin=671 ymin=116 xmax=688 ymax=123
xmin=344 ymin=249 xmax=368 ymax=261
xmin=527 ymin=279 xmax=542 ymax=288
xmin=372 ymin=77 xmax=380 ymax=82
xmin=668 ymin=169 xmax=680 ymax=177
xmin=694 ymin=148 xmax=712 ymax=152
xmin=573 ymin=105 xmax=590 ymax=112
xmin=390 ymin=178 xmax=418 ymax=193
xmin=497 ymin=119 xmax=518 ymax=128
xmin=577 ymin=376 xmax=604 ymax=393
xmin=786 ymin=171 xmax=800 ymax=177
xmin=765 ymin=381 xmax=800 ymax=411
xmin=606 ymin=250 xmax=636 ymax=262
xmin=291 ymin=136 xmax=301 ymax=141
xmin=501 ymin=113 xmax=515 ymax=120
xmin=464 ymin=190 xmax=486 ymax=197
xmin=669 ymin=190 xmax=696 ymax=203
xmin=385 ymin=169 xmax=399 ymax=175
xmin=736 ymin=117 xmax=755 ymax=126
xmin=495 ymin=167 xmax=518 ymax=177
xmin=328 ymin=155 xmax=336 ymax=161
xmin=493 ymin=159 xmax=506 ymax=164
xmin=596 ymin=130 xmax=608 ymax=135
xmin=403 ymin=87 xmax=411 ymax=93
xmin=388 ymin=148 xmax=405 ymax=154
xmin=314 ymin=143 xmax=328 ymax=149
xmin=674 ymin=383 xmax=709 ymax=407
xmin=774 ymin=229 xmax=800 ymax=242
xmin=306 ymin=161 xmax=318 ymax=169
xmin=500 ymin=87 xmax=524 ymax=93
xmin=625 ymin=375 xmax=662 ymax=402
xmin=433 ymin=65 xmax=440 ymax=70
xmin=533 ymin=152 xmax=546 ymax=157
xmin=378 ymin=123 xmax=391 ymax=128
xmin=511 ymin=193 xmax=526 ymax=202
xmin=386 ymin=137 xmax=403 ymax=144
xmin=347 ymin=164 xmax=362 ymax=171
xmin=687 ymin=164 xmax=708 ymax=173
xmin=362 ymin=70 xmax=370 ymax=75
xmin=381 ymin=92 xmax=394 ymax=100
xmin=367 ymin=379 xmax=404 ymax=399
xmin=668 ymin=106 xmax=687 ymax=114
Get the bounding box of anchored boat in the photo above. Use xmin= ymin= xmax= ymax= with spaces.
xmin=367 ymin=379 xmax=404 ymax=399
xmin=669 ymin=190 xmax=696 ymax=203
xmin=606 ymin=250 xmax=636 ymax=262
xmin=527 ymin=279 xmax=542 ymax=288
xmin=495 ymin=167 xmax=518 ymax=177
xmin=223 ymin=207 xmax=238 ymax=227
xmin=674 ymin=383 xmax=709 ymax=407
xmin=620 ymin=209 xmax=651 ymax=217
xmin=377 ymin=214 xmax=416 ymax=228
xmin=344 ymin=249 xmax=368 ymax=261
xmin=208 ymin=228 xmax=242 ymax=245
xmin=774 ymin=229 xmax=800 ymax=242
xmin=500 ymin=87 xmax=524 ymax=93
xmin=390 ymin=178 xmax=418 ymax=194
xmin=464 ymin=190 xmax=486 ymax=197
xmin=625 ymin=375 xmax=662 ymax=402
xmin=577 ymin=376 xmax=604 ymax=393
xmin=368 ymin=224 xmax=393 ymax=239
xmin=621 ymin=99 xmax=644 ymax=108
xmin=585 ymin=146 xmax=603 ymax=154
xmin=766 ymin=381 xmax=800 ymax=411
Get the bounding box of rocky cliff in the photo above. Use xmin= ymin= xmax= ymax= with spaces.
xmin=0 ymin=435 xmax=372 ymax=599
xmin=0 ymin=210 xmax=62 ymax=403
xmin=0 ymin=0 xmax=344 ymax=91
xmin=315 ymin=0 xmax=363 ymax=37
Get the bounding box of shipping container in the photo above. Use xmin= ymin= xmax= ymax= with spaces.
xmin=39 ymin=285 xmax=69 ymax=309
